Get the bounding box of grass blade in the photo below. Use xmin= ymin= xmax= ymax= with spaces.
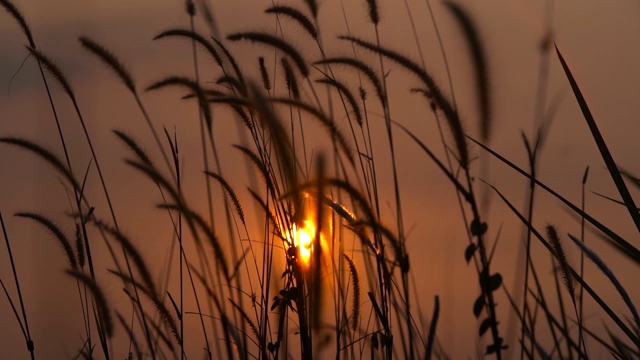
xmin=469 ymin=136 xmax=640 ymax=265
xmin=486 ymin=181 xmax=640 ymax=348
xmin=555 ymin=44 xmax=640 ymax=235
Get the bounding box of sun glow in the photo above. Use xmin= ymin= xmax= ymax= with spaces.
xmin=292 ymin=219 xmax=316 ymax=267
xmin=284 ymin=193 xmax=333 ymax=269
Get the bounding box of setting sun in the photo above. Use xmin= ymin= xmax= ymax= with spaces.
xmin=292 ymin=219 xmax=317 ymax=267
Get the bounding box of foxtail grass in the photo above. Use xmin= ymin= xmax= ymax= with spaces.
xmin=2 ymin=1 xmax=639 ymax=360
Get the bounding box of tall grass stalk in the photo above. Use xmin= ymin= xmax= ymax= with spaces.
xmin=0 ymin=212 xmax=35 ymax=359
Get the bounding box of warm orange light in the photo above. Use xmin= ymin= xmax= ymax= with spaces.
xmin=284 ymin=193 xmax=333 ymax=268
xmin=292 ymin=219 xmax=316 ymax=267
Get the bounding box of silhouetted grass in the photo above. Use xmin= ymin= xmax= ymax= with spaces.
xmin=0 ymin=1 xmax=638 ymax=359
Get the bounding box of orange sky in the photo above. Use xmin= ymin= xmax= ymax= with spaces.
xmin=1 ymin=0 xmax=639 ymax=358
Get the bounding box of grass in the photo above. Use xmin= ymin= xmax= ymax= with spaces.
xmin=0 ymin=0 xmax=639 ymax=359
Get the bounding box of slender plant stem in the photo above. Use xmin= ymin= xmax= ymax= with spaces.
xmin=1 ymin=212 xmax=35 ymax=360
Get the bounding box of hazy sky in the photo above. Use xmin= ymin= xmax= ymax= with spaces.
xmin=1 ymin=0 xmax=639 ymax=358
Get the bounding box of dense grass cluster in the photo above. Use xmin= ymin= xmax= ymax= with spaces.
xmin=1 ymin=0 xmax=639 ymax=359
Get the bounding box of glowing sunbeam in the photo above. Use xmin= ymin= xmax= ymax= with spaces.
xmin=292 ymin=219 xmax=316 ymax=267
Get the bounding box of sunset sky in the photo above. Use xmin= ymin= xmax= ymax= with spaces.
xmin=1 ymin=0 xmax=639 ymax=358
